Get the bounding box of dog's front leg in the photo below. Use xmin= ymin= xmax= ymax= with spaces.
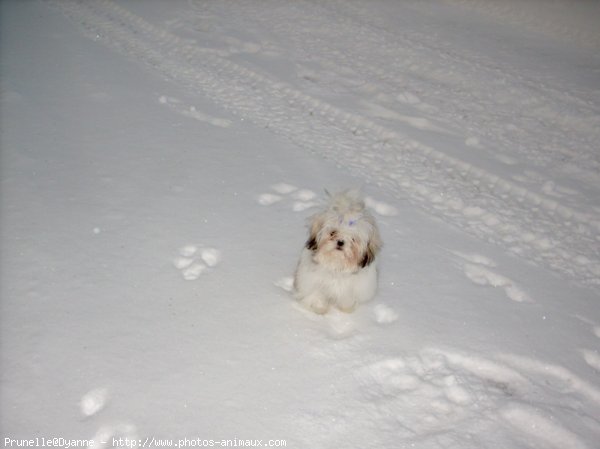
xmin=299 ymin=291 xmax=330 ymax=314
xmin=335 ymin=296 xmax=357 ymax=313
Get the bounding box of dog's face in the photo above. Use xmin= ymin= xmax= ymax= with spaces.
xmin=307 ymin=208 xmax=381 ymax=273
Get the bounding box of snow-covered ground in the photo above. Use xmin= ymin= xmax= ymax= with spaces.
xmin=2 ymin=1 xmax=600 ymax=447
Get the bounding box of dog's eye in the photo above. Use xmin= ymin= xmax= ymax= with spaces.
xmin=330 ymin=231 xmax=336 ymax=237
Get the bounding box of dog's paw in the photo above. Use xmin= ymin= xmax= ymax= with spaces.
xmin=308 ymin=299 xmax=330 ymax=315
xmin=311 ymin=303 xmax=330 ymax=315
xmin=299 ymin=293 xmax=330 ymax=315
xmin=335 ymin=299 xmax=357 ymax=314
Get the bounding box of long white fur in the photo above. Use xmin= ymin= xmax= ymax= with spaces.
xmin=294 ymin=190 xmax=382 ymax=314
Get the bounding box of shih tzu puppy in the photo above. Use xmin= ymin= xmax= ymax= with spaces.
xmin=294 ymin=190 xmax=382 ymax=314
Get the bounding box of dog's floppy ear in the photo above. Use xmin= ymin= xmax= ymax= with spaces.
xmin=360 ymin=227 xmax=382 ymax=268
xmin=306 ymin=236 xmax=318 ymax=251
xmin=306 ymin=237 xmax=317 ymax=251
xmin=306 ymin=212 xmax=325 ymax=251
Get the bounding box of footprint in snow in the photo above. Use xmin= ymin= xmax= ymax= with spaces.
xmin=258 ymin=184 xmax=399 ymax=218
xmin=358 ymin=351 xmax=478 ymax=432
xmin=365 ymin=196 xmax=398 ymax=217
xmin=257 ymin=183 xmax=319 ymax=212
xmin=372 ymin=303 xmax=399 ymax=324
xmin=355 ymin=348 xmax=599 ymax=447
xmin=580 ymin=349 xmax=600 ymax=372
xmin=90 ymin=422 xmax=138 ymax=449
xmin=173 ymin=244 xmax=221 ymax=280
xmin=80 ymin=387 xmax=109 ymax=418
xmin=454 ymin=252 xmax=532 ymax=303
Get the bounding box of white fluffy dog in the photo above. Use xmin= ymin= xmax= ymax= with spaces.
xmin=294 ymin=190 xmax=382 ymax=314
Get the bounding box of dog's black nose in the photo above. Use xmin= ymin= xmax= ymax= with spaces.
xmin=337 ymin=240 xmax=345 ymax=248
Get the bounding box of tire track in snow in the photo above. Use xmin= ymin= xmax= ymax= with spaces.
xmin=196 ymin=0 xmax=600 ymax=185
xmin=316 ymin=0 xmax=600 ymax=166
xmin=49 ymin=0 xmax=600 ymax=285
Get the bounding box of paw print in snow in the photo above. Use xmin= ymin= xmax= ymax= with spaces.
xmin=257 ymin=183 xmax=319 ymax=212
xmin=365 ymin=196 xmax=398 ymax=216
xmin=80 ymin=387 xmax=108 ymax=417
xmin=173 ymin=245 xmax=221 ymax=280
xmin=454 ymin=252 xmax=532 ymax=303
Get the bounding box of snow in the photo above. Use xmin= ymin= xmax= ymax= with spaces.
xmin=80 ymin=388 xmax=109 ymax=418
xmin=1 ymin=0 xmax=599 ymax=448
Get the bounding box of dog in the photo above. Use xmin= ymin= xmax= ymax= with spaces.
xmin=293 ymin=189 xmax=382 ymax=314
